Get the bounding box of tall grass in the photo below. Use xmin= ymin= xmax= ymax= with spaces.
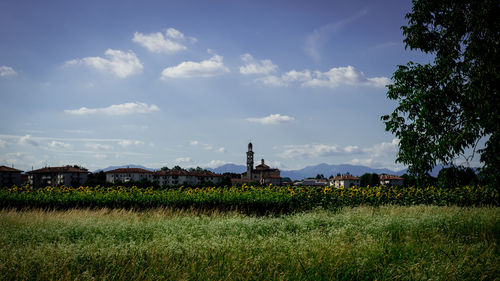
xmin=1 ymin=206 xmax=498 ymax=280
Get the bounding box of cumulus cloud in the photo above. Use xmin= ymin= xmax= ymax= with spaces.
xmin=189 ymin=140 xmax=226 ymax=153
xmin=216 ymin=147 xmax=226 ymax=153
xmin=303 ymin=66 xmax=390 ymax=88
xmin=19 ymin=135 xmax=38 ymax=146
xmin=239 ymin=53 xmax=278 ymax=75
xmin=247 ymin=114 xmax=295 ymax=125
xmin=85 ymin=143 xmax=113 ymax=150
xmin=175 ymin=157 xmax=192 ymax=163
xmin=363 ymin=139 xmax=399 ymax=158
xmin=64 ymin=102 xmax=159 ymax=116
xmin=256 ymin=66 xmax=389 ymax=88
xmin=118 ymin=140 xmax=145 ymax=147
xmin=279 ymin=144 xmax=361 ymax=159
xmin=0 ymin=66 xmax=17 ymax=77
xmin=203 ymin=160 xmax=228 ymax=168
xmin=48 ymin=141 xmax=71 ymax=149
xmin=133 ymin=28 xmax=196 ymax=54
xmin=161 ymin=54 xmax=229 ymax=78
xmin=255 ymin=75 xmax=287 ymax=87
xmin=66 ymin=49 xmax=143 ymax=78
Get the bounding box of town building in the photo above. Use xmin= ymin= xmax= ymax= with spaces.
xmin=152 ymin=170 xmax=222 ymax=186
xmin=330 ymin=174 xmax=360 ymax=188
xmin=240 ymin=142 xmax=281 ymax=185
xmin=379 ymin=174 xmax=404 ymax=186
xmin=105 ymin=167 xmax=223 ymax=186
xmin=105 ymin=168 xmax=152 ymax=183
xmin=0 ymin=166 xmax=23 ymax=187
xmin=28 ymin=166 xmax=89 ymax=188
xmin=294 ymin=178 xmax=329 ymax=186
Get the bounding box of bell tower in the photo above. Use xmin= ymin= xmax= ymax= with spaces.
xmin=246 ymin=142 xmax=254 ymax=180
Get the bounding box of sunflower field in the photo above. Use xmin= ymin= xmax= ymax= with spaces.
xmin=1 ymin=184 xmax=498 ymax=213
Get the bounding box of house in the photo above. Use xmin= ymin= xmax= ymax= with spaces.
xmin=379 ymin=174 xmax=404 ymax=186
xmin=330 ymin=174 xmax=360 ymax=188
xmin=294 ymin=178 xmax=329 ymax=186
xmin=0 ymin=166 xmax=23 ymax=187
xmin=152 ymin=170 xmax=223 ymax=186
xmin=240 ymin=142 xmax=281 ymax=185
xmin=28 ymin=166 xmax=89 ymax=188
xmin=105 ymin=168 xmax=152 ymax=183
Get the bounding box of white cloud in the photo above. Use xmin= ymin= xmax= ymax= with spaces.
xmin=161 ymin=54 xmax=229 ymax=78
xmin=175 ymin=157 xmax=192 ymax=163
xmin=133 ymin=27 xmax=196 ymax=54
xmin=0 ymin=66 xmax=17 ymax=77
xmin=66 ymin=49 xmax=143 ymax=78
xmin=48 ymin=141 xmax=71 ymax=149
xmin=302 ymin=66 xmax=390 ymax=88
xmin=166 ymin=28 xmax=185 ymax=40
xmin=203 ymin=160 xmax=228 ymax=168
xmin=0 ymin=152 xmax=38 ymax=168
xmin=0 ymin=139 xmax=6 ymax=148
xmin=85 ymin=143 xmax=113 ymax=150
xmin=247 ymin=114 xmax=295 ymax=125
xmin=118 ymin=140 xmax=145 ymax=147
xmin=19 ymin=135 xmax=38 ymax=146
xmin=344 ymin=145 xmax=361 ymax=153
xmin=64 ymin=102 xmax=159 ymax=115
xmin=257 ymin=66 xmax=389 ymax=88
xmin=363 ymin=139 xmax=399 ymax=158
xmin=239 ymin=53 xmax=278 ymax=75
xmin=255 ymin=75 xmax=287 ymax=87
xmin=348 ymin=158 xmax=374 ymax=166
xmin=93 ymin=154 xmax=107 ymax=160
xmin=190 ymin=140 xmax=225 ymax=153
xmin=279 ymin=144 xmax=361 ymax=159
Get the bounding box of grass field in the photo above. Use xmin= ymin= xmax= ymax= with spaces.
xmin=1 ymin=206 xmax=498 ymax=280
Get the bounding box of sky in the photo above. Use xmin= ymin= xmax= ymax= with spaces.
xmin=0 ymin=0 xmax=436 ymax=172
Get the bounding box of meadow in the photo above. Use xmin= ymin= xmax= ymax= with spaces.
xmin=0 ymin=206 xmax=498 ymax=280
xmin=1 ymin=185 xmax=498 ymax=280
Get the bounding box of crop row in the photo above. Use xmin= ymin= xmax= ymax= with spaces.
xmin=1 ymin=184 xmax=498 ymax=214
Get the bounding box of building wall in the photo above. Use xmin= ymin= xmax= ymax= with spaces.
xmin=380 ymin=179 xmax=403 ymax=186
xmin=29 ymin=172 xmax=88 ymax=187
xmin=106 ymin=173 xmax=152 ymax=183
xmin=332 ymin=179 xmax=360 ymax=188
xmin=0 ymin=172 xmax=22 ymax=187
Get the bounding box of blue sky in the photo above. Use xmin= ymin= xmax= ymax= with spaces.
xmin=0 ymin=0 xmax=435 ymax=171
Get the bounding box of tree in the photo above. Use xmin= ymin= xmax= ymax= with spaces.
xmin=360 ymin=173 xmax=379 ymax=187
xmin=172 ymin=166 xmax=183 ymax=171
xmin=381 ymin=0 xmax=499 ymax=187
xmin=437 ymin=166 xmax=478 ymax=188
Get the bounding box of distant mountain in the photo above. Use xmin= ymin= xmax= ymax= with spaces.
xmin=207 ymin=164 xmax=246 ymax=174
xmin=280 ymin=163 xmax=407 ymax=181
xmin=94 ymin=163 xmax=447 ymax=180
xmin=93 ymin=164 xmax=155 ymax=173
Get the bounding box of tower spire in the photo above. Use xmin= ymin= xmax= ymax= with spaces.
xmin=246 ymin=142 xmax=254 ymax=180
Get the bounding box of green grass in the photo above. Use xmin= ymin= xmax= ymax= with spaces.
xmin=1 ymin=206 xmax=498 ymax=280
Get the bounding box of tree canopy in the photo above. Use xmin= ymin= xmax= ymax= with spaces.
xmin=381 ymin=0 xmax=499 ymax=186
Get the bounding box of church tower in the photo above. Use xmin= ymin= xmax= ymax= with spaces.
xmin=246 ymin=142 xmax=254 ymax=180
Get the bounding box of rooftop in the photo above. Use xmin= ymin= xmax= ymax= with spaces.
xmin=0 ymin=166 xmax=23 ymax=173
xmin=28 ymin=166 xmax=89 ymax=174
